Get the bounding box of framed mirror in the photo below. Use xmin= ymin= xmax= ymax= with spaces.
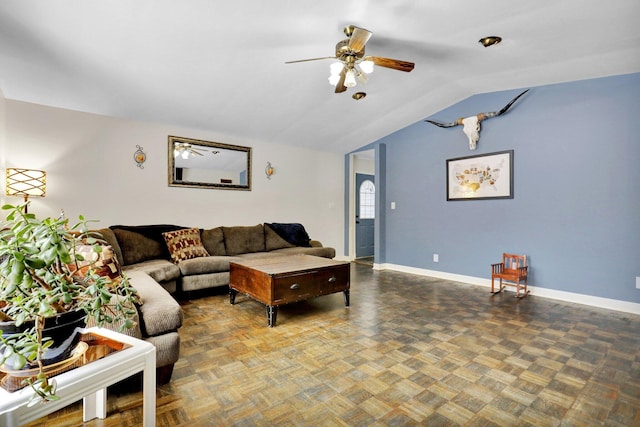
xmin=168 ymin=135 xmax=252 ymax=190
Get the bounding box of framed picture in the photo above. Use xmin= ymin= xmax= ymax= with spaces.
xmin=446 ymin=150 xmax=513 ymax=201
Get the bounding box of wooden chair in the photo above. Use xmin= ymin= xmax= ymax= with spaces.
xmin=491 ymin=253 xmax=529 ymax=298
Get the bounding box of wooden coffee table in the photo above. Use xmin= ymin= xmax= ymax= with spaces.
xmin=229 ymin=255 xmax=350 ymax=327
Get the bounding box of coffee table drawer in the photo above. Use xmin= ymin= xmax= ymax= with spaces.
xmin=273 ymin=266 xmax=349 ymax=304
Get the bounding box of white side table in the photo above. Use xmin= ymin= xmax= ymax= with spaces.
xmin=0 ymin=327 xmax=156 ymax=426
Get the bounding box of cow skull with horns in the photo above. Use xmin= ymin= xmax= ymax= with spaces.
xmin=425 ymin=89 xmax=529 ymax=150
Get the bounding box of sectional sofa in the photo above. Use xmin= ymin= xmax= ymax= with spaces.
xmin=94 ymin=223 xmax=335 ymax=384
xmin=97 ymin=223 xmax=335 ymax=295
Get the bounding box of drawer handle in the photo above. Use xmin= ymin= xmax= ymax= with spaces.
xmin=290 ymin=283 xmax=301 ymax=290
xmin=328 ymin=276 xmax=336 ymax=283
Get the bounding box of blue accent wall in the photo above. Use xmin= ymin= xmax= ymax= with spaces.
xmin=350 ymin=73 xmax=640 ymax=303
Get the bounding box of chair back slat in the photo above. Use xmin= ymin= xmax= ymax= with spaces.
xmin=503 ymin=253 xmax=526 ymax=272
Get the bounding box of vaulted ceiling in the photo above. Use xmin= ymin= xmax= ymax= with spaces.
xmin=1 ymin=1 xmax=639 ymax=154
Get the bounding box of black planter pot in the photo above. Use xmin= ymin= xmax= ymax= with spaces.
xmin=0 ymin=310 xmax=87 ymax=371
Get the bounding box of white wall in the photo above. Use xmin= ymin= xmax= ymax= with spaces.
xmin=0 ymin=88 xmax=6 ymax=174
xmin=353 ymin=152 xmax=374 ymax=175
xmin=2 ymin=100 xmax=345 ymax=253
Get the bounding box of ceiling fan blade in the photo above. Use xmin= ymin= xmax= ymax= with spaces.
xmin=348 ymin=27 xmax=372 ymax=52
xmin=366 ymin=56 xmax=415 ymax=72
xmin=335 ymin=67 xmax=347 ymax=93
xmin=285 ymin=56 xmax=336 ymax=64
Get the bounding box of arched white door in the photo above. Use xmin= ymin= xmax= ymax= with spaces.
xmin=355 ymin=174 xmax=375 ymax=258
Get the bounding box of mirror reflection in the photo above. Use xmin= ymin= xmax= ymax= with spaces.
xmin=168 ymin=136 xmax=252 ymax=190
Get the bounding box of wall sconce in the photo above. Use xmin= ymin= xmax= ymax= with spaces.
xmin=265 ymin=161 xmax=275 ymax=179
xmin=134 ymin=145 xmax=147 ymax=169
xmin=5 ymin=168 xmax=47 ymax=212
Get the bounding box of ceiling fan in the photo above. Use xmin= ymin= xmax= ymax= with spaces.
xmin=173 ymin=142 xmax=205 ymax=159
xmin=286 ymin=25 xmax=415 ymax=94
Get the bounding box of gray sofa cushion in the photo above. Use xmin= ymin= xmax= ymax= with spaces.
xmin=145 ymin=332 xmax=180 ymax=368
xmin=264 ymin=224 xmax=296 ymax=251
xmin=181 ymin=272 xmax=230 ymax=293
xmin=178 ymin=256 xmax=242 ymax=276
xmin=122 ymin=259 xmax=181 ymax=283
xmin=221 ymin=224 xmax=266 ymax=255
xmin=127 ymin=270 xmax=183 ymax=337
xmin=269 ymin=246 xmax=336 ymax=259
xmin=111 ymin=225 xmax=184 ymax=265
xmin=112 ymin=228 xmax=165 ymax=265
xmin=235 ymin=251 xmax=287 ymax=260
xmin=201 ymin=227 xmax=226 ymax=256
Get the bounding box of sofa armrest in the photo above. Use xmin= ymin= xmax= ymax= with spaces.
xmin=126 ymin=270 xmax=183 ymax=337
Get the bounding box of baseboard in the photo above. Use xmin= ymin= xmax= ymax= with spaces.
xmin=373 ymin=262 xmax=640 ymax=315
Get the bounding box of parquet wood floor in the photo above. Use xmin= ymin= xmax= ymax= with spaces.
xmin=26 ymin=263 xmax=640 ymax=426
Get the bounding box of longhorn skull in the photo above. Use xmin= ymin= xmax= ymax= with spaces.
xmin=425 ymin=89 xmax=529 ymax=150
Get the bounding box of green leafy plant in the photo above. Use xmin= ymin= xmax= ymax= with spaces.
xmin=0 ymin=203 xmax=139 ymax=402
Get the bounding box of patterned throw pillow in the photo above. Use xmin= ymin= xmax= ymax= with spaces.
xmin=162 ymin=227 xmax=210 ymax=263
xmin=69 ymin=244 xmax=122 ymax=279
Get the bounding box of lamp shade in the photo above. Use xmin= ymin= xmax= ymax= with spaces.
xmin=344 ymin=69 xmax=357 ymax=88
xmin=329 ymin=62 xmax=344 ymax=76
xmin=359 ymin=60 xmax=374 ymax=74
xmin=328 ymin=74 xmax=341 ymax=86
xmin=5 ymin=168 xmax=47 ymax=198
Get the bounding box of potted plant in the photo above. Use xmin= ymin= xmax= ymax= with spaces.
xmin=0 ymin=203 xmax=139 ymax=402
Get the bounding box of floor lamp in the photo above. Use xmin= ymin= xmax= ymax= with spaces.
xmin=5 ymin=168 xmax=47 ymax=213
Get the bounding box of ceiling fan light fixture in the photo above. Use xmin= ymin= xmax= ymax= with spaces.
xmin=479 ymin=36 xmax=502 ymax=47
xmin=330 ymin=62 xmax=344 ymax=75
xmin=359 ymin=60 xmax=374 ymax=74
xmin=356 ymin=70 xmax=368 ymax=84
xmin=344 ymin=69 xmax=357 ymax=88
xmin=286 ymin=25 xmax=415 ymax=94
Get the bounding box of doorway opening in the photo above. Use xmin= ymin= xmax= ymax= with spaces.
xmin=349 ymin=149 xmax=375 ymax=265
